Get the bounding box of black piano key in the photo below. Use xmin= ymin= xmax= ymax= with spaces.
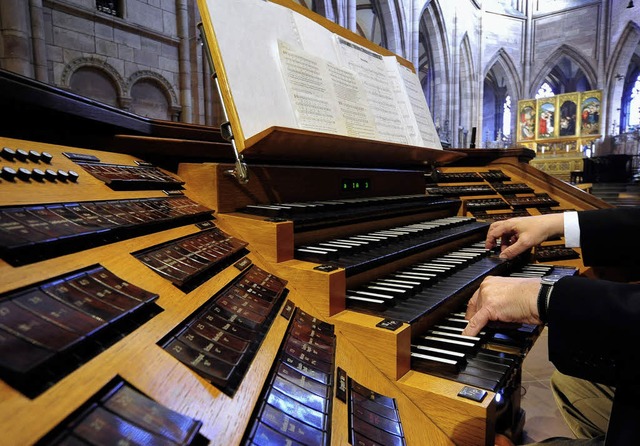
xmin=411 ymin=351 xmax=464 ymax=374
xmin=450 ymin=371 xmax=502 ymax=392
xmin=419 ymin=334 xmax=477 ymax=354
xmin=467 ymin=357 xmax=511 ymax=375
xmin=476 ymin=350 xmax=520 ymax=367
xmin=295 ymin=217 xmax=489 ymax=273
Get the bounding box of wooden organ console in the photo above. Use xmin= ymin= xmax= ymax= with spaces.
xmin=0 ymin=4 xmax=614 ymax=445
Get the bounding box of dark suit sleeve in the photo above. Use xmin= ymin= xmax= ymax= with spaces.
xmin=578 ymin=207 xmax=640 ymax=266
xmin=547 ymin=275 xmax=640 ymax=386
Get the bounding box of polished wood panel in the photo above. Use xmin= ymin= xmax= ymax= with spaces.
xmin=0 ymin=136 xmax=453 ymax=446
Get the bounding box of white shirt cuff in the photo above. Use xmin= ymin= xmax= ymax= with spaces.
xmin=563 ymin=211 xmax=580 ymax=247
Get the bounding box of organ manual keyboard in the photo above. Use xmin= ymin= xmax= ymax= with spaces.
xmin=178 ymin=153 xmax=608 ymax=445
xmin=0 ymin=1 xmax=615 ymax=445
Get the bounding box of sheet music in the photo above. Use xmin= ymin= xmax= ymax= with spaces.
xmin=382 ymin=57 xmax=424 ymax=146
xmin=201 ymin=0 xmax=441 ymax=149
xmin=279 ymin=41 xmax=377 ymax=139
xmin=334 ymin=37 xmax=410 ymax=145
xmin=396 ymin=63 xmax=442 ymax=149
xmin=205 ymin=0 xmax=301 ymax=139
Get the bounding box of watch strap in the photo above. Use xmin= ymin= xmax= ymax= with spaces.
xmin=537 ymin=282 xmax=552 ymax=323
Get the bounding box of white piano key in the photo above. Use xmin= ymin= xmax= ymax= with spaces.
xmin=412 ymin=344 xmax=466 ymax=359
xmin=421 ymin=335 xmax=475 ymax=348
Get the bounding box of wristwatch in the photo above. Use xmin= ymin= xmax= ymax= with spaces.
xmin=537 ymin=274 xmax=564 ymax=324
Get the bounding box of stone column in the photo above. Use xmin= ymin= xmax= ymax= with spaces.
xmin=0 ymin=0 xmax=33 ymax=76
xmin=176 ymin=0 xmax=192 ymax=122
xmin=29 ymin=0 xmax=48 ymax=82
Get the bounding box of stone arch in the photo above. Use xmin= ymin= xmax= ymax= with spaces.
xmin=457 ymin=33 xmax=476 ymax=146
xmin=354 ymin=0 xmax=386 ymax=47
xmin=368 ymin=0 xmax=406 ymax=57
xmin=60 ymin=57 xmax=127 ymax=108
xmin=482 ymin=49 xmax=522 ymax=145
xmin=127 ymin=71 xmax=181 ymax=121
xmin=528 ymin=45 xmax=597 ymax=99
xmin=605 ymin=21 xmax=640 ymax=133
xmin=312 ymin=0 xmax=337 ymax=23
xmin=417 ymin=0 xmax=450 ymax=144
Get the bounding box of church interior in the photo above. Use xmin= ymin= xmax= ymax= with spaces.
xmin=0 ymin=0 xmax=639 ymax=444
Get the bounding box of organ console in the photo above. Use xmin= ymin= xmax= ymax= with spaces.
xmin=0 ymin=2 xmax=614 ymax=445
xmin=0 ymin=68 xmax=613 ymax=445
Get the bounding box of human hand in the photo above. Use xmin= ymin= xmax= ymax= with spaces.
xmin=485 ymin=213 xmax=565 ymax=259
xmin=462 ymin=276 xmax=542 ymax=336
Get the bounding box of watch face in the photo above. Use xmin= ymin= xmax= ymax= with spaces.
xmin=542 ymin=274 xmax=564 ymax=284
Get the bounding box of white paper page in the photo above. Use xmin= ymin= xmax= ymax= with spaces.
xmin=396 ymin=63 xmax=442 ymax=149
xmin=334 ymin=37 xmax=410 ymax=145
xmin=204 ymin=0 xmax=302 ymax=139
xmin=382 ymin=57 xmax=424 ymax=147
xmin=278 ymin=41 xmax=377 ymax=139
xmin=278 ymin=41 xmax=342 ymax=134
xmin=292 ymin=12 xmax=341 ymax=65
xmin=325 ymin=61 xmax=378 ymax=139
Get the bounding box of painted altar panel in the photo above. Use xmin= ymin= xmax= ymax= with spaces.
xmin=517 ymin=99 xmax=536 ymax=142
xmin=536 ymin=96 xmax=558 ymax=139
xmin=579 ymin=90 xmax=602 ymax=136
xmin=558 ymin=92 xmax=579 ymax=138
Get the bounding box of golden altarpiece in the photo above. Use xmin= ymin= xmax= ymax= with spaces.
xmin=518 ymin=91 xmax=602 ymax=181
